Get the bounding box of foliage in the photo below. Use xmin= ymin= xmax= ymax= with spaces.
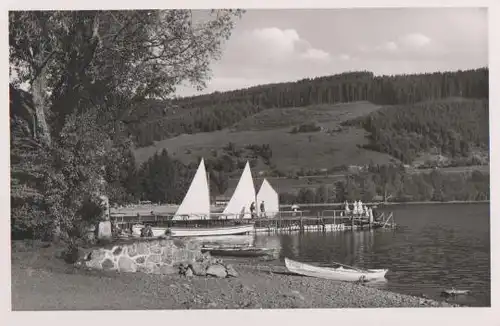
xmin=343 ymin=98 xmax=489 ymax=164
xmin=127 ymin=68 xmax=488 ymax=146
xmin=10 ymin=10 xmax=242 ymax=240
xmin=278 ymin=166 xmax=490 ymax=204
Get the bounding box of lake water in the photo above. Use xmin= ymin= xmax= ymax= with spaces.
xmin=254 ymin=203 xmax=491 ymax=307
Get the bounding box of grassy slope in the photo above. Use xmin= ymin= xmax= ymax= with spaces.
xmin=133 ymin=101 xmax=397 ymax=170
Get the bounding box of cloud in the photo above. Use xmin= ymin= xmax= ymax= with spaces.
xmin=225 ymin=27 xmax=332 ymax=65
xmin=361 ymin=33 xmax=432 ymax=54
xmin=399 ymin=33 xmax=431 ymax=49
xmin=300 ymin=48 xmax=331 ymax=62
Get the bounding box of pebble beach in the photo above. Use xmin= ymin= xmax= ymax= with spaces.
xmin=11 ymin=241 xmax=459 ymax=310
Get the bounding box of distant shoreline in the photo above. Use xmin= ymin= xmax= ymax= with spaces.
xmin=280 ymin=200 xmax=490 ymax=208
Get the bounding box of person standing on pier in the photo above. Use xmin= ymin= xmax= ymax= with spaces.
xmin=260 ymin=201 xmax=266 ymax=218
xmin=250 ymin=201 xmax=256 ymax=219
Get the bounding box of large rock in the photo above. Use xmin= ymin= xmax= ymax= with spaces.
xmin=102 ymin=258 xmax=115 ymax=270
xmin=189 ymin=262 xmax=206 ymax=276
xmin=118 ymin=256 xmax=136 ymax=272
xmin=206 ymin=264 xmax=227 ymax=278
xmin=225 ymin=264 xmax=239 ymax=277
xmin=137 ymin=242 xmax=149 ymax=255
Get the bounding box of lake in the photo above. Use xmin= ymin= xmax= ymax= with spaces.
xmin=254 ymin=203 xmax=491 ymax=307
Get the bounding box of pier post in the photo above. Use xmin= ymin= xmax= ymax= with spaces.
xmin=299 ymin=214 xmax=303 ymax=233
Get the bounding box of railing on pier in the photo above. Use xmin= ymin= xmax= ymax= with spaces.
xmin=111 ymin=208 xmax=395 ymax=231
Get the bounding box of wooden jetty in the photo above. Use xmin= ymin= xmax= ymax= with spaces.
xmin=110 ymin=209 xmax=396 ymax=235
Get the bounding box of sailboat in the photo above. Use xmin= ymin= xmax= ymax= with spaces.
xmin=222 ymin=161 xmax=256 ymax=219
xmin=168 ymin=158 xmax=254 ymax=237
xmin=256 ymin=178 xmax=279 ymax=218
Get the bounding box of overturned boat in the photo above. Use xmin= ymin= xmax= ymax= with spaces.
xmin=284 ymin=257 xmax=388 ymax=282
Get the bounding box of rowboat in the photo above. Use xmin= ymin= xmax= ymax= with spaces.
xmin=169 ymin=224 xmax=254 ymax=237
xmin=202 ymin=246 xmax=279 ymax=258
xmin=284 ymin=257 xmax=388 ymax=282
xmin=441 ymin=288 xmax=470 ymax=296
xmin=190 ymin=235 xmax=254 ymax=247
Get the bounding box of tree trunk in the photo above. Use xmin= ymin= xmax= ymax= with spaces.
xmin=31 ymin=69 xmax=52 ymax=147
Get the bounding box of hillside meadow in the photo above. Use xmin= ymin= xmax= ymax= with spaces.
xmin=133 ymin=101 xmax=397 ymax=171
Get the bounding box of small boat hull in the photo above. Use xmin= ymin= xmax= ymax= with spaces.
xmin=170 ymin=224 xmax=255 ymax=237
xmin=203 ymin=247 xmax=279 ymax=258
xmin=191 ymin=235 xmax=254 ymax=248
xmin=284 ymin=257 xmax=388 ymax=282
xmin=441 ymin=289 xmax=470 ymax=297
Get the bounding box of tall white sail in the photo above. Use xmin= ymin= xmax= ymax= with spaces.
xmin=256 ymin=179 xmax=279 ymax=218
xmin=223 ymin=161 xmax=256 ymax=219
xmin=172 ymin=158 xmax=210 ymax=220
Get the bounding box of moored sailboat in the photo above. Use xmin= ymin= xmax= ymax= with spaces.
xmin=256 ymin=178 xmax=279 ymax=218
xmin=221 ymin=161 xmax=256 ymax=219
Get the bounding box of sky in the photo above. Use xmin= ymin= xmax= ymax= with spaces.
xmin=176 ymin=7 xmax=488 ymax=97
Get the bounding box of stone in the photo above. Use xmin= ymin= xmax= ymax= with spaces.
xmin=186 ymin=241 xmax=200 ymax=250
xmin=159 ymin=239 xmax=169 ymax=247
xmin=185 ymin=267 xmax=194 ymax=277
xmin=97 ymin=221 xmax=112 ymax=240
xmin=161 ymin=247 xmax=174 ymax=265
xmin=146 ymin=255 xmax=161 ymax=264
xmin=136 ymin=264 xmax=150 ymax=273
xmin=86 ymin=259 xmax=102 ymax=269
xmin=150 ymin=244 xmax=162 ymax=254
xmin=206 ymin=264 xmax=227 ymax=278
xmin=225 ymin=264 xmax=239 ymax=277
xmin=189 ymin=262 xmax=206 ymax=276
xmin=91 ymin=248 xmax=107 ymax=262
xmin=102 ymin=258 xmax=115 ymax=270
xmin=137 ymin=242 xmax=149 ymax=255
xmin=112 ymin=246 xmax=123 ymax=256
xmin=135 ymin=256 xmax=145 ymax=264
xmin=127 ymin=243 xmax=137 ymax=257
xmin=148 ymin=263 xmax=160 ymax=274
xmin=118 ymin=256 xmax=136 ymax=272
xmin=173 ymin=238 xmax=186 ymax=248
xmin=159 ymin=265 xmax=177 ymax=275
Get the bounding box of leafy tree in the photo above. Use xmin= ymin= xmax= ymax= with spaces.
xmin=10 ymin=10 xmax=243 ymax=241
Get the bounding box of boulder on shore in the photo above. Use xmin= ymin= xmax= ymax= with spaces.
xmin=206 ymin=264 xmax=227 ymax=278
xmin=225 ymin=264 xmax=239 ymax=277
xmin=189 ymin=262 xmax=206 ymax=276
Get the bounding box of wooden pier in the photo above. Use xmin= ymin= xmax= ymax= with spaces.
xmin=111 ymin=209 xmax=396 ymax=235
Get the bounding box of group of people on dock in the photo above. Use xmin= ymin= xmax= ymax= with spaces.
xmin=249 ymin=200 xmax=266 ymax=219
xmin=344 ymin=200 xmax=378 ymax=222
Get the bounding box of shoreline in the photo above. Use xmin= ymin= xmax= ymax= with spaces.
xmin=280 ymin=200 xmax=490 ymax=208
xmin=11 ymin=242 xmax=462 ymax=310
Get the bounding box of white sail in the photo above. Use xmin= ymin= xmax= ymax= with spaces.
xmin=223 ymin=161 xmax=256 ymax=219
xmin=172 ymin=158 xmax=210 ymax=220
xmin=256 ymin=179 xmax=279 ymax=218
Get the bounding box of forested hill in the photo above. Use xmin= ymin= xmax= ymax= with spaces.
xmin=128 ymin=68 xmax=489 ymax=147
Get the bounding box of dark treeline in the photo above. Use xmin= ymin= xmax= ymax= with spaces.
xmin=113 ymin=148 xmax=489 ymax=206
xmin=109 ymin=143 xmax=273 ymax=204
xmin=342 ymin=98 xmax=489 ymax=164
xmin=279 ymin=167 xmax=490 ymax=205
xmin=130 ymin=68 xmax=488 ymax=146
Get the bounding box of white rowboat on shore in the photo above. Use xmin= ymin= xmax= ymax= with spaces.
xmin=284 ymin=257 xmax=388 ymax=282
